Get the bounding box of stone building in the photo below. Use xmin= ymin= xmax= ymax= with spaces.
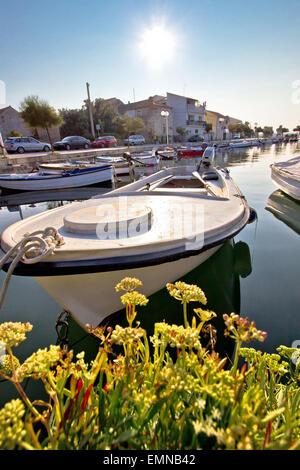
xmin=118 ymin=97 xmax=173 ymax=143
xmin=0 ymin=105 xmax=60 ymax=142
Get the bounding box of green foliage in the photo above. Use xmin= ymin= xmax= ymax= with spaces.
xmin=20 ymin=96 xmax=63 ymax=146
xmin=118 ymin=114 xmax=145 ymax=139
xmin=263 ymin=126 xmax=273 ymax=137
xmin=9 ymin=130 xmax=22 ymax=137
xmin=228 ymin=121 xmax=254 ymax=137
xmin=59 ymin=108 xmax=90 ymax=139
xmin=205 ymin=123 xmax=212 ymax=133
xmin=0 ymin=278 xmax=299 ymax=450
xmin=176 ymin=126 xmax=186 ymax=136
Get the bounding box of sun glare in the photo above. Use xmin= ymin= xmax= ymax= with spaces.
xmin=139 ymin=24 xmax=176 ymax=69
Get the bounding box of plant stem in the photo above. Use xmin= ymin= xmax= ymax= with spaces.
xmin=183 ymin=302 xmax=189 ymax=328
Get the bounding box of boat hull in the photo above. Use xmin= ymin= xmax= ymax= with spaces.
xmin=177 ymin=149 xmax=204 ymax=158
xmin=36 ymin=245 xmax=220 ymax=328
xmin=0 ymin=167 xmax=113 ymax=191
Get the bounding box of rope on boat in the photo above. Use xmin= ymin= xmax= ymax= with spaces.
xmin=0 ymin=227 xmax=65 ymax=310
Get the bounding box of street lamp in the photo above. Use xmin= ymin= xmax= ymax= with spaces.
xmin=161 ymin=110 xmax=169 ymax=145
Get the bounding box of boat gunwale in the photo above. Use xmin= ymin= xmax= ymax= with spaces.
xmin=1 ymin=194 xmax=250 ymax=277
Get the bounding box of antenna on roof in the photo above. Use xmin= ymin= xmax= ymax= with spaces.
xmin=133 ymin=88 xmax=135 ymax=103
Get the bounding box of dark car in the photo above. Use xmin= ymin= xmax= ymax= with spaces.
xmin=188 ymin=135 xmax=204 ymax=142
xmin=53 ymin=136 xmax=91 ymax=151
xmin=91 ymin=136 xmax=117 ymax=148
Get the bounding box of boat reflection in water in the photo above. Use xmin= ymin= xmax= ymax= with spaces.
xmin=68 ymin=239 xmax=252 ymax=363
xmin=266 ymin=189 xmax=300 ymax=235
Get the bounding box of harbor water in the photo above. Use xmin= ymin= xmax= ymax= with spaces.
xmin=0 ymin=142 xmax=299 ymax=405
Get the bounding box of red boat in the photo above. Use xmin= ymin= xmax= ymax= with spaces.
xmin=177 ymin=144 xmax=207 ymax=158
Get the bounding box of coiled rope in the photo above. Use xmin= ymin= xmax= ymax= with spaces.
xmin=0 ymin=227 xmax=64 ymax=310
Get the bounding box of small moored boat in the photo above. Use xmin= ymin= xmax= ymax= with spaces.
xmin=177 ymin=146 xmax=206 ymax=158
xmin=270 ymin=155 xmax=300 ymax=200
xmin=95 ymin=156 xmax=132 ymax=175
xmin=0 ymin=163 xmax=113 ymax=192
xmin=229 ymin=140 xmax=251 ymax=148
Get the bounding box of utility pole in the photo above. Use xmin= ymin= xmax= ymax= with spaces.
xmin=86 ymin=82 xmax=95 ymax=138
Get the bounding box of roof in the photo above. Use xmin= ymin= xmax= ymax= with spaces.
xmin=119 ymin=98 xmax=172 ymax=112
xmin=0 ymin=106 xmax=15 ymax=115
xmin=166 ymin=92 xmax=201 ymax=103
xmin=206 ymin=109 xmax=226 ymax=118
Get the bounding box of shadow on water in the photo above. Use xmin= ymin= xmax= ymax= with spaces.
xmin=266 ymin=189 xmax=300 ymax=236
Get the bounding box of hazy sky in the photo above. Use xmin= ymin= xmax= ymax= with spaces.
xmin=1 ymin=0 xmax=300 ymax=130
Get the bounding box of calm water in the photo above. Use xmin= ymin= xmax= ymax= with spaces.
xmin=0 ymin=143 xmax=299 ymax=404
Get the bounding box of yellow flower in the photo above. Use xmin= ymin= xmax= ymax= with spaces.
xmin=166 ymin=282 xmax=207 ymax=305
xmin=120 ymin=291 xmax=149 ymax=307
xmin=0 ymin=322 xmax=32 ymax=348
xmin=115 ymin=277 xmax=143 ymax=292
xmin=17 ymin=345 xmax=63 ymax=381
xmin=193 ymin=308 xmax=217 ymax=323
xmin=0 ymin=354 xmax=20 ymax=376
xmin=0 ymin=399 xmax=26 ymax=450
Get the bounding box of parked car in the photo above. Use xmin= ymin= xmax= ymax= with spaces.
xmin=53 ymin=136 xmax=91 ymax=151
xmin=123 ymin=135 xmax=146 ymax=146
xmin=188 ymin=135 xmax=204 ymax=142
xmin=4 ymin=137 xmax=51 ymax=154
xmin=91 ymin=136 xmax=117 ymax=148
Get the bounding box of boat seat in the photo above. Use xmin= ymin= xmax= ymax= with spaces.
xmin=202 ymin=171 xmax=219 ymax=181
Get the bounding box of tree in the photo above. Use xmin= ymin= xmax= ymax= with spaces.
xmin=175 ymin=126 xmax=186 ymax=142
xmin=263 ymin=126 xmax=273 ymax=137
xmin=228 ymin=121 xmax=254 ymax=137
xmin=59 ymin=108 xmax=89 ymax=139
xmin=205 ymin=123 xmax=212 ymax=133
xmin=293 ymin=125 xmax=300 ymax=132
xmin=117 ymin=114 xmax=145 ymax=146
xmin=10 ymin=130 xmax=22 ymax=137
xmin=276 ymin=125 xmax=289 ymax=135
xmin=92 ymin=98 xmax=118 ymax=134
xmin=20 ymin=96 xmax=63 ymax=149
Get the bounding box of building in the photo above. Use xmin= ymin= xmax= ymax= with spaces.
xmin=205 ymin=110 xmax=242 ymax=140
xmin=0 ymin=105 xmax=60 ymax=142
xmin=166 ymin=92 xmax=206 ymax=139
xmin=118 ymin=97 xmax=173 ymax=143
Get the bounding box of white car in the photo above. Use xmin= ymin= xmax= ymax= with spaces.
xmin=124 ymin=135 xmax=146 ymax=146
xmin=4 ymin=137 xmax=51 ymax=153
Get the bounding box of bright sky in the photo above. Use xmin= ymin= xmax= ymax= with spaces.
xmin=1 ymin=0 xmax=300 ymax=130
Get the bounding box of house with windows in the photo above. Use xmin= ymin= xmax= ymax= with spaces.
xmin=0 ymin=105 xmax=60 ymax=141
xmin=205 ymin=110 xmax=242 ymax=140
xmin=118 ymin=97 xmax=173 ymax=143
xmin=165 ymin=92 xmax=206 ymax=139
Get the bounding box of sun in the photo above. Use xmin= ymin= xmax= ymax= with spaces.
xmin=139 ymin=24 xmax=176 ymax=69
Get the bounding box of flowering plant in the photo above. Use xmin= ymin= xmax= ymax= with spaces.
xmin=0 ymin=278 xmax=299 ymax=450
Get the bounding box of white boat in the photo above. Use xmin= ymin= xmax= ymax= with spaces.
xmin=130 ymin=151 xmax=160 ymax=166
xmin=229 ymin=140 xmax=252 ymax=148
xmin=154 ymin=147 xmax=177 ymax=160
xmin=270 ymin=156 xmax=300 ymax=200
xmin=95 ymin=156 xmax=132 ymax=175
xmin=1 ymin=148 xmax=250 ymax=328
xmin=0 ymin=164 xmax=113 ymax=191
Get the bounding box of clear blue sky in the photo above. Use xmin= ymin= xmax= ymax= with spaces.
xmin=1 ymin=0 xmax=300 ymax=130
